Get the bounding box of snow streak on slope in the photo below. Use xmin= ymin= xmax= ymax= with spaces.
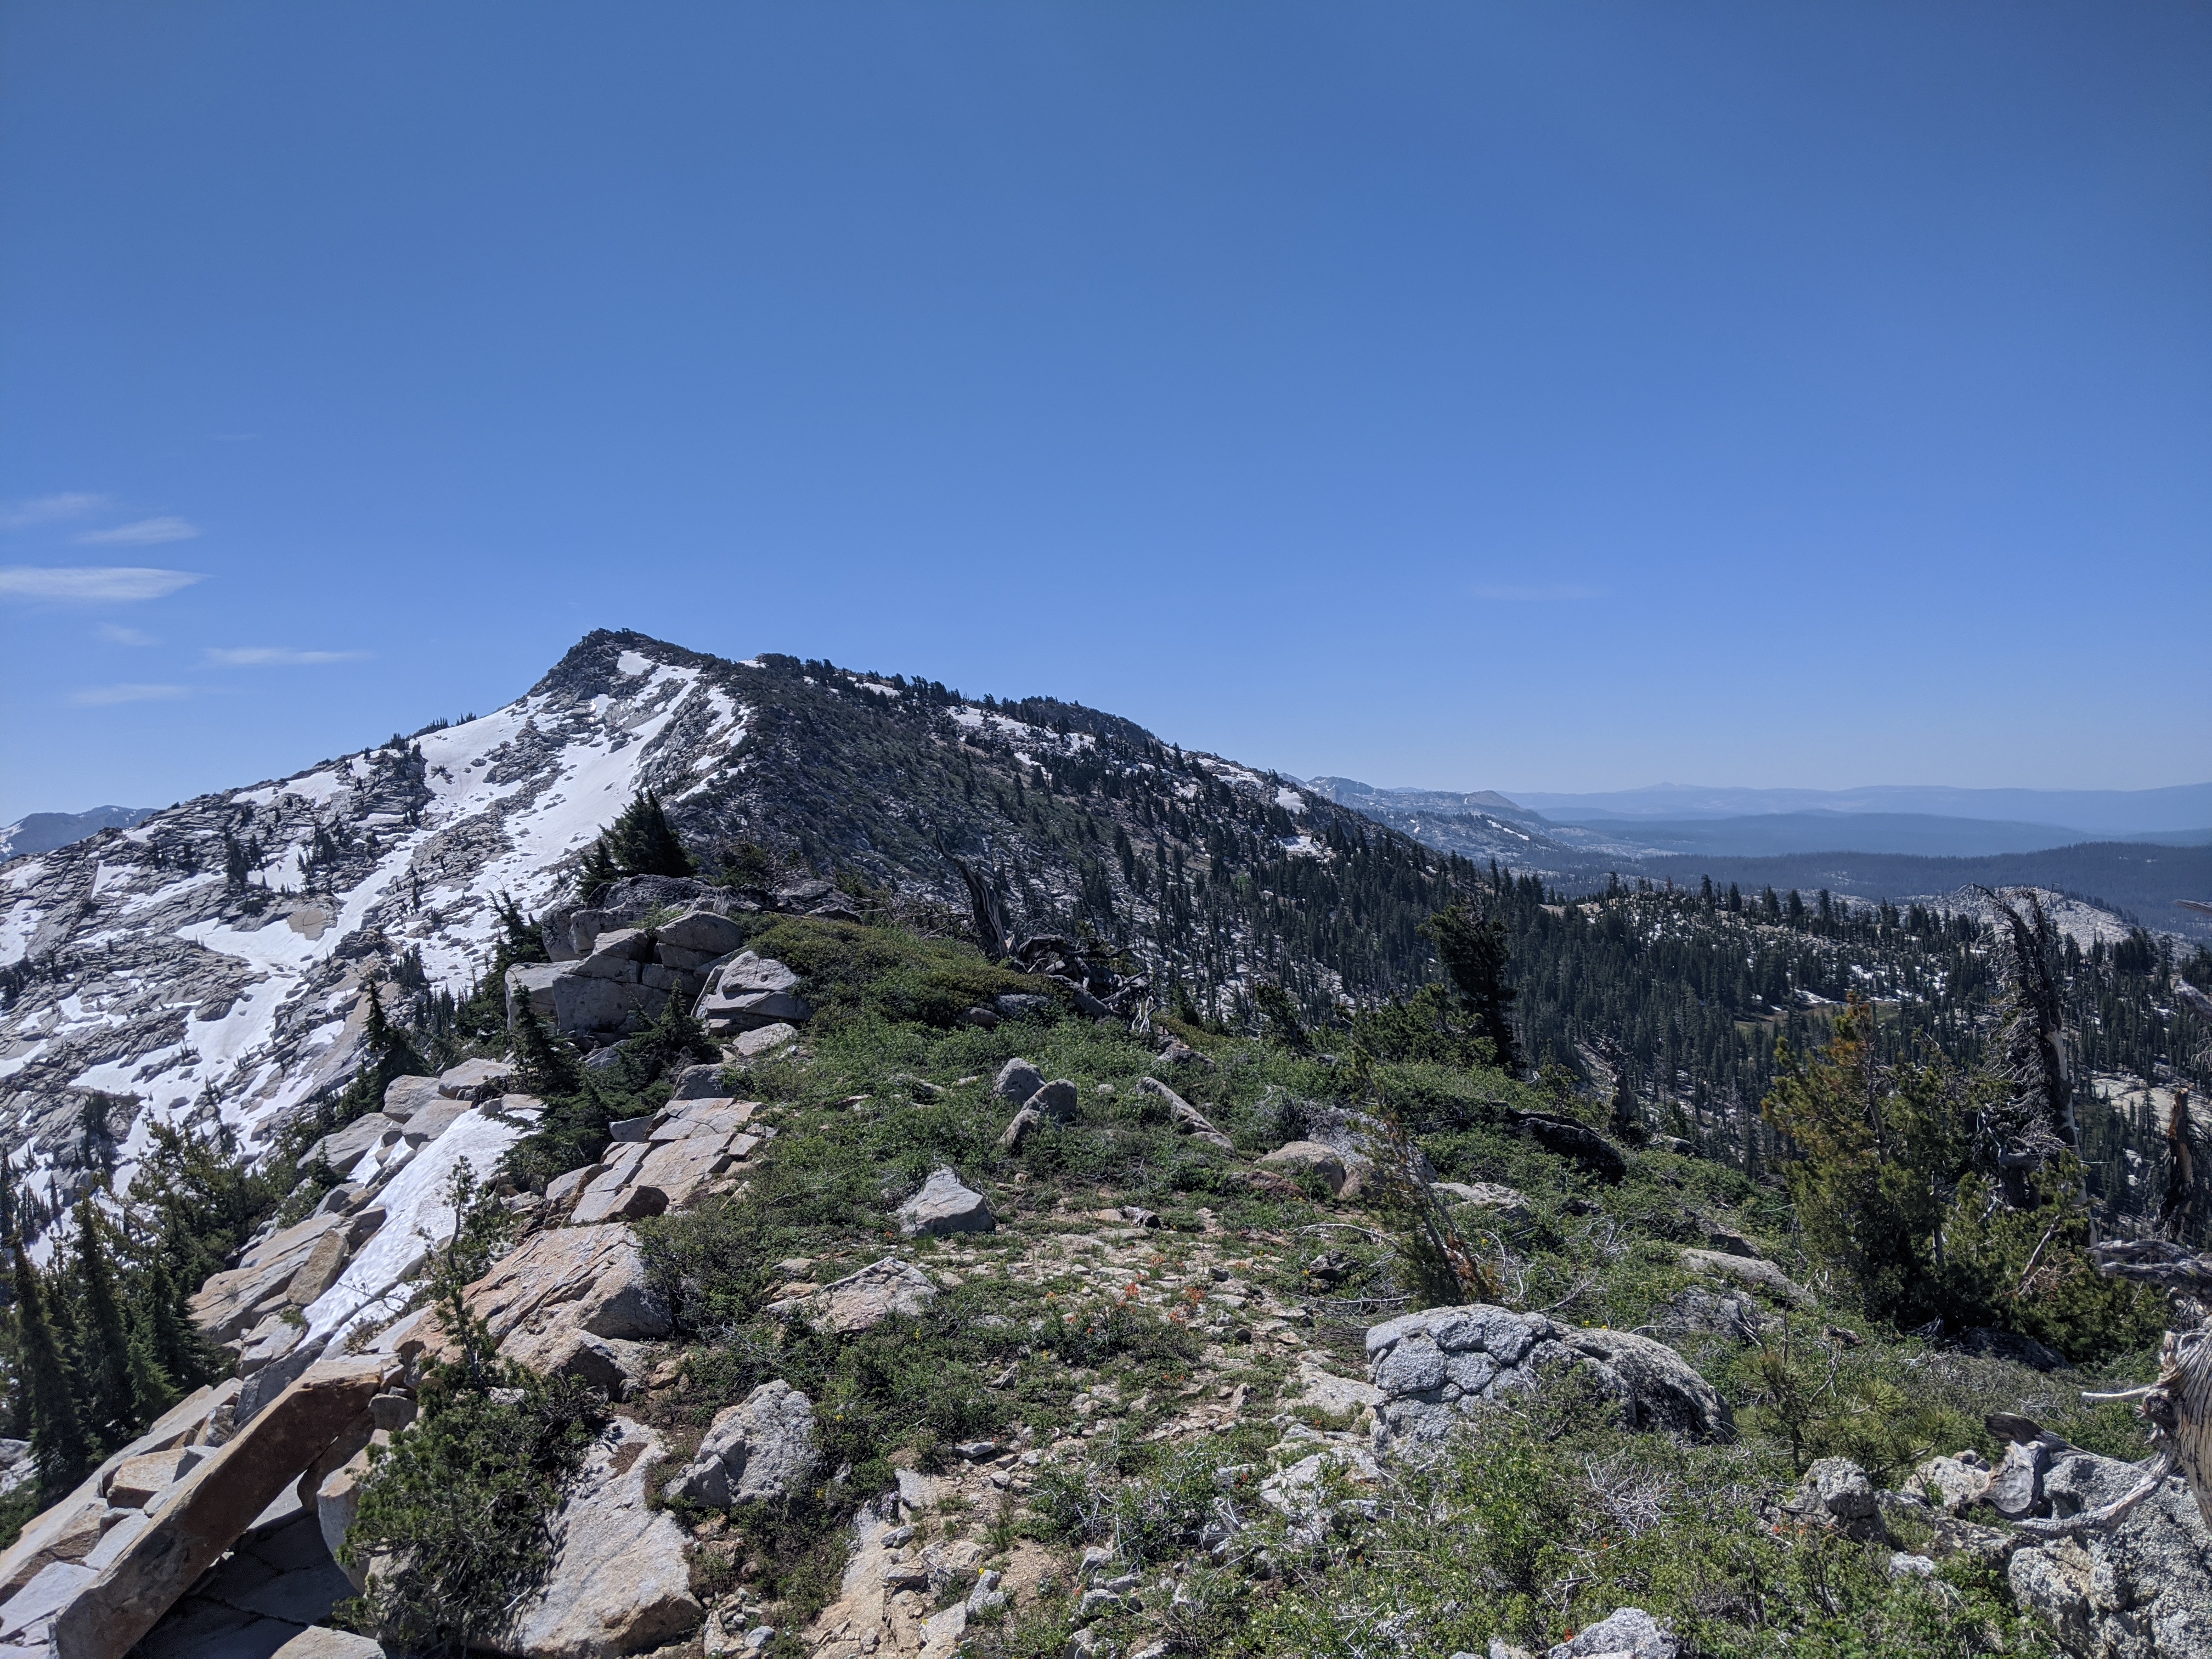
xmin=0 ymin=640 xmax=740 ymax=1233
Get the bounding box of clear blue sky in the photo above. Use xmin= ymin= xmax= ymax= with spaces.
xmin=2 ymin=2 xmax=2206 ymax=823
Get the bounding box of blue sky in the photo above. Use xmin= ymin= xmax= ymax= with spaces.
xmin=2 ymin=2 xmax=2205 ymax=823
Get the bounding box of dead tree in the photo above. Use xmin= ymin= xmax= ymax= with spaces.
xmin=942 ymin=844 xmax=1010 ymax=963
xmin=2019 ymin=1241 xmax=2212 ymax=1536
xmin=1972 ymin=888 xmax=2079 ymax=1207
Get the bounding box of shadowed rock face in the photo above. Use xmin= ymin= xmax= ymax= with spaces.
xmin=44 ymin=1356 xmax=390 ymax=1659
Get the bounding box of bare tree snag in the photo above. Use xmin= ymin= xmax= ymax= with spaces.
xmin=2021 ymin=1244 xmax=2212 ymax=1535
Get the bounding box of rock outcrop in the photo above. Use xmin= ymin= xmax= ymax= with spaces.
xmin=896 ymin=1170 xmax=995 ymax=1238
xmin=493 ymin=1418 xmax=701 ymax=1659
xmin=2007 ymin=1448 xmax=2212 ymax=1658
xmin=509 ymin=923 xmax=800 ymax=1045
xmin=31 ymin=1356 xmax=388 ymax=1659
xmin=662 ymin=1381 xmax=819 ymax=1508
xmin=1366 ymin=1304 xmax=1731 ymax=1454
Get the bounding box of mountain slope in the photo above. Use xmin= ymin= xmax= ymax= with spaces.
xmin=0 ymin=630 xmax=1484 ymax=1235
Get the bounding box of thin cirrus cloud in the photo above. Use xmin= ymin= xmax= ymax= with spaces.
xmin=76 ymin=516 xmax=201 ymax=546
xmin=0 ymin=493 xmax=110 ymax=531
xmin=95 ymin=623 xmax=158 ymax=645
xmin=0 ymin=566 xmax=206 ymax=601
xmin=70 ymin=683 xmax=190 ymax=707
xmin=204 ymin=646 xmax=370 ymax=666
xmin=1468 ymin=582 xmax=1609 ymax=602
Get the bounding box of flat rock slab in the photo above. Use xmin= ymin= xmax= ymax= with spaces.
xmin=896 ymin=1170 xmax=995 ymax=1237
xmin=493 ymin=1418 xmax=699 ymax=1659
xmin=47 ymin=1356 xmax=387 ymax=1659
xmin=794 ymin=1259 xmax=939 ymax=1334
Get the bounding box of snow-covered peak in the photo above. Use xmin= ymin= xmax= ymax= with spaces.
xmin=0 ymin=631 xmax=753 ymax=1235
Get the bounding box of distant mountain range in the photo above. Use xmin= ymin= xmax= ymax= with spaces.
xmin=0 ymin=806 xmax=156 ymax=861
xmin=1504 ymin=781 xmax=2212 ymax=836
xmin=1299 ymin=776 xmax=2212 ymax=938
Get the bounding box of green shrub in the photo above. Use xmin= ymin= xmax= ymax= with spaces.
xmin=337 ymin=1366 xmax=608 ymax=1655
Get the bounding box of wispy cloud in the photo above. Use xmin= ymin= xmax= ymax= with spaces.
xmin=1468 ymin=582 xmax=1608 ymax=602
xmin=0 ymin=566 xmax=206 ymax=601
xmin=0 ymin=493 xmax=111 ymax=532
xmin=70 ymin=683 xmax=190 ymax=707
xmin=96 ymin=623 xmax=157 ymax=645
xmin=204 ymin=646 xmax=370 ymax=666
xmin=77 ymin=516 xmax=201 ymax=546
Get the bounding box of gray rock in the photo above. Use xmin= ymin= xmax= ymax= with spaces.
xmin=2008 ymin=1448 xmax=2212 ymax=1658
xmin=668 ymin=1063 xmax=731 ymax=1100
xmin=1025 ymin=1080 xmax=1080 ymax=1124
xmin=652 ymin=910 xmax=747 ymax=958
xmin=399 ymin=1097 xmax=471 ymax=1146
xmin=1432 ymin=1181 xmax=1531 ymax=1219
xmin=699 ymin=989 xmax=811 ymax=1034
xmin=729 ymin=1022 xmax=797 ymax=1058
xmin=998 ymin=1105 xmax=1043 ymax=1152
xmin=379 ymin=1075 xmax=443 ymax=1122
xmin=662 ymin=1381 xmax=818 ymax=1508
xmin=300 ymin=1113 xmax=403 ymax=1173
xmin=1957 ymin=1327 xmax=2070 ymax=1372
xmin=1135 ymin=1076 xmax=1234 ymax=1150
xmin=436 ymin=1057 xmax=515 ymax=1101
xmin=1985 ymin=1438 xmax=2048 ymax=1521
xmin=992 ymin=993 xmax=1053 ymax=1020
xmin=803 ymin=1258 xmax=939 ymax=1334
xmin=1906 ymin=1453 xmax=1992 ymax=1514
xmin=1546 ymin=1606 xmax=1677 ymax=1658
xmin=269 ymin=1628 xmax=386 ymax=1659
xmin=1367 ymin=1305 xmax=1730 ymax=1455
xmin=270 ymin=1627 xmax=386 ymax=1659
xmin=896 ymin=1170 xmax=995 ymax=1237
xmin=1803 ymin=1457 xmax=1877 ymax=1522
xmin=1560 ymin=1328 xmax=1734 ymax=1441
xmin=494 ymin=1417 xmax=701 ymax=1659
xmin=992 ymin=1059 xmax=1045 ymax=1102
xmin=1676 ymin=1249 xmax=1812 ymax=1305
xmin=1259 ymin=1141 xmax=1348 ymax=1196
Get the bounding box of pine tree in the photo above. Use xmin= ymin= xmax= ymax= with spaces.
xmin=71 ymin=1199 xmax=138 ymax=1443
xmin=123 ymin=1311 xmax=178 ymax=1423
xmin=608 ymin=791 xmax=695 ymax=879
xmin=145 ymin=1255 xmax=219 ymax=1392
xmin=14 ymin=1241 xmax=88 ymax=1497
xmin=511 ymin=1005 xmax=583 ymax=1099
xmin=1421 ymin=902 xmax=1522 ymax=1074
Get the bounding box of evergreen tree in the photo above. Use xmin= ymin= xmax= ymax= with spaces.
xmin=145 ymin=1255 xmax=220 ymax=1392
xmin=123 ymin=1311 xmax=178 ymax=1424
xmin=511 ymin=1005 xmax=583 ymax=1099
xmin=13 ymin=1242 xmax=87 ymax=1498
xmin=71 ymin=1199 xmax=139 ymax=1443
xmin=337 ymin=975 xmax=428 ymax=1120
xmin=580 ymin=791 xmax=695 ymax=888
xmin=1421 ymin=902 xmax=1522 ymax=1074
